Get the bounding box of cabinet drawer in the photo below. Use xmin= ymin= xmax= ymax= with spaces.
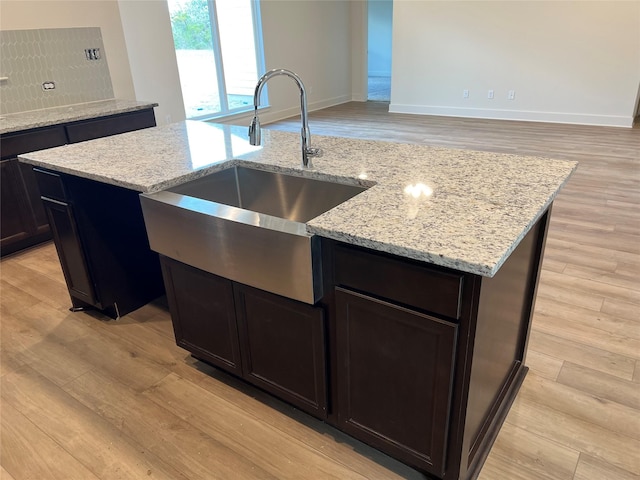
xmin=1 ymin=125 xmax=67 ymax=159
xmin=33 ymin=168 xmax=67 ymax=202
xmin=66 ymin=109 xmax=156 ymax=144
xmin=334 ymin=244 xmax=463 ymax=320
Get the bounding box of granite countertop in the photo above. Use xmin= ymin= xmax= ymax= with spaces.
xmin=19 ymin=120 xmax=577 ymax=276
xmin=0 ymin=99 xmax=158 ymax=135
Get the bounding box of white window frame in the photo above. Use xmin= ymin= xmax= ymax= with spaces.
xmin=189 ymin=0 xmax=266 ymax=121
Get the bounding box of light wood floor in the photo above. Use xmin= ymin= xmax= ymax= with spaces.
xmin=2 ymin=102 xmax=639 ymax=479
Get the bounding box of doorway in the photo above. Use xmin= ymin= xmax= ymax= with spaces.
xmin=367 ymin=0 xmax=393 ymax=102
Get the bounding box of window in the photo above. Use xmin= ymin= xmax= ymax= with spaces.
xmin=168 ymin=0 xmax=265 ymax=119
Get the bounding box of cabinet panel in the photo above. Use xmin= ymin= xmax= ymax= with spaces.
xmin=0 ymin=159 xmax=36 ymax=249
xmin=336 ymin=287 xmax=457 ymax=476
xmin=19 ymin=163 xmax=49 ymax=233
xmin=0 ymin=125 xmax=67 ymax=159
xmin=235 ymin=284 xmax=328 ymax=418
xmin=160 ymin=257 xmax=242 ymax=375
xmin=66 ymin=109 xmax=156 ymax=143
xmin=334 ymin=244 xmax=464 ymax=320
xmin=41 ymin=197 xmax=97 ymax=306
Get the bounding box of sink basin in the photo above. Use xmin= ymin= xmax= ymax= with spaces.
xmin=140 ymin=165 xmax=368 ymax=304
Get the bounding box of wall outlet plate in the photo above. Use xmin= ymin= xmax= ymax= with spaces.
xmin=85 ymin=48 xmax=101 ymax=60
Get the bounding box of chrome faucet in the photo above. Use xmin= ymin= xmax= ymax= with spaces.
xmin=248 ymin=69 xmax=321 ymax=168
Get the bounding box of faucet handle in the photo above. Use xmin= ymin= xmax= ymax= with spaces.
xmin=306 ymin=147 xmax=322 ymax=157
xmin=248 ymin=116 xmax=261 ymax=145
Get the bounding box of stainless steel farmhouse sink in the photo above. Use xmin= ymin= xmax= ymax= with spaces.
xmin=140 ymin=165 xmax=368 ymax=304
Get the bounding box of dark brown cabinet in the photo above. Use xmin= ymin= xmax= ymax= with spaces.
xmin=235 ymin=284 xmax=327 ymax=418
xmin=161 ymin=257 xmax=242 ymax=375
xmin=1 ymin=159 xmax=38 ymax=249
xmin=1 ymin=108 xmax=156 ymax=257
xmin=158 ymin=204 xmax=552 ymax=480
xmin=33 ymin=167 xmax=164 ymax=319
xmin=40 ymin=196 xmax=97 ymax=306
xmin=1 ymin=124 xmax=68 ymax=255
xmin=160 ymin=256 xmax=328 ymax=419
xmin=335 ymin=287 xmax=457 ymax=476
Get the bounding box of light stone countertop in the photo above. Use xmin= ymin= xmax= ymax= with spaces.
xmin=18 ymin=120 xmax=577 ymax=277
xmin=0 ymin=99 xmax=158 ymax=135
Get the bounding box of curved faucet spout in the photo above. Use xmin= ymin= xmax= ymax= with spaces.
xmin=248 ymin=68 xmax=321 ymax=168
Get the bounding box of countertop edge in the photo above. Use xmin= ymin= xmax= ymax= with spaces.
xmin=0 ymin=100 xmax=159 ymax=135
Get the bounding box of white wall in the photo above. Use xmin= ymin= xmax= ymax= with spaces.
xmin=390 ymin=1 xmax=640 ymax=127
xmin=0 ymin=0 xmax=136 ymax=101
xmin=367 ymin=0 xmax=392 ymax=77
xmin=117 ymin=0 xmax=185 ymax=125
xmin=351 ymin=0 xmax=368 ymax=102
xmin=226 ymin=0 xmax=353 ymax=126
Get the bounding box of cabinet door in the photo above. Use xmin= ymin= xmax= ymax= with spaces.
xmin=235 ymin=284 xmax=328 ymax=419
xmin=1 ymin=159 xmax=36 ymax=250
xmin=160 ymin=257 xmax=242 ymax=376
xmin=19 ymin=163 xmax=49 ymax=234
xmin=41 ymin=197 xmax=97 ymax=306
xmin=335 ymin=287 xmax=457 ymax=476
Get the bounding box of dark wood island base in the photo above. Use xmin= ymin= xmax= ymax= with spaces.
xmin=160 ymin=206 xmax=551 ymax=480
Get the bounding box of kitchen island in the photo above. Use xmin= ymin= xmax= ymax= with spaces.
xmin=19 ymin=120 xmax=576 ymax=480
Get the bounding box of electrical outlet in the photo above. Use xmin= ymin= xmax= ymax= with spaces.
xmin=487 ymin=89 xmax=494 ymax=99
xmin=42 ymin=81 xmax=55 ymax=91
xmin=85 ymin=48 xmax=101 ymax=60
xmin=508 ymin=90 xmax=516 ymax=100
xmin=463 ymin=89 xmax=469 ymax=98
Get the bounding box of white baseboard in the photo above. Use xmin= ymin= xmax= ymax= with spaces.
xmin=388 ymin=104 xmax=634 ymax=128
xmin=214 ymin=94 xmax=352 ymax=127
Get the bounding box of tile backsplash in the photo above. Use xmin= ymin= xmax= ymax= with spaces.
xmin=0 ymin=27 xmax=114 ymax=114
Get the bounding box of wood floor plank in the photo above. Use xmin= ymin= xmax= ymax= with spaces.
xmin=64 ymin=328 xmax=172 ymax=392
xmin=0 ymin=465 xmax=17 ymax=480
xmin=532 ymin=311 xmax=640 ymax=360
xmin=0 ymin=259 xmax=71 ymax=310
xmin=562 ymin=263 xmax=640 ymax=293
xmin=77 ymin=313 xmax=219 ymax=386
xmin=517 ymin=373 xmax=640 ymax=441
xmin=543 ymin=243 xmax=618 ymax=273
xmin=601 ymin=297 xmax=640 ymax=321
xmin=527 ymin=330 xmax=636 ymax=380
xmin=145 ymin=372 xmax=419 ymax=480
xmin=1 ymin=402 xmax=100 ymax=480
xmin=1 ymin=365 xmax=189 ymax=480
xmin=0 ymin=279 xmax=42 ymax=318
xmin=0 ymin=348 xmax=24 ymax=378
xmin=535 ymin=280 xmax=604 ymax=312
xmin=505 ymin=395 xmax=640 ymax=475
xmin=540 ymin=269 xmax=640 ymax=306
xmin=557 ymin=362 xmax=640 ymax=411
xmin=539 ymin=257 xmax=566 ymax=273
xmin=478 ymin=422 xmax=579 ymax=480
xmin=523 ymin=349 xmax=563 ymax=380
xmin=533 ymin=295 xmax=640 ymax=341
xmin=4 ymin=241 xmax=65 ymax=283
xmin=574 ymin=454 xmax=640 ymax=480
xmin=63 ymin=369 xmax=279 ymax=480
